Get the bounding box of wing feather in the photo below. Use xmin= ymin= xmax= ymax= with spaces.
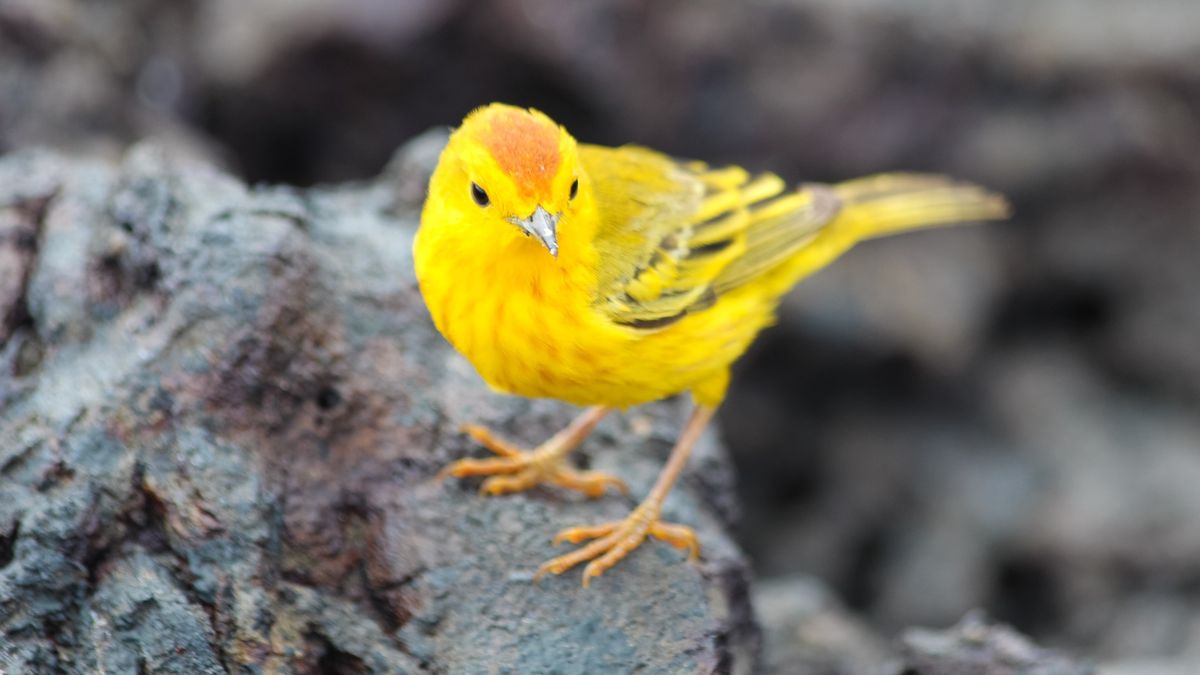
xmin=582 ymin=145 xmax=842 ymax=330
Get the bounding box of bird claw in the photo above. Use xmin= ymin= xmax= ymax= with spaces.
xmin=439 ymin=424 xmax=627 ymax=498
xmin=534 ymin=505 xmax=700 ymax=587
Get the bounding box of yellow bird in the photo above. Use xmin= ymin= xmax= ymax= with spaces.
xmin=414 ymin=103 xmax=1008 ymax=586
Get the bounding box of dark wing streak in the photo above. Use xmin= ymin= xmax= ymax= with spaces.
xmin=712 ymin=184 xmax=842 ymax=294
xmin=591 ymin=148 xmax=840 ymax=333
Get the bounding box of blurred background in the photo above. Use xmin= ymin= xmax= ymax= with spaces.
xmin=3 ymin=0 xmax=1199 ymax=668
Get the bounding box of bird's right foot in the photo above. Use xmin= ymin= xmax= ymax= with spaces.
xmin=438 ymin=419 xmax=627 ymax=498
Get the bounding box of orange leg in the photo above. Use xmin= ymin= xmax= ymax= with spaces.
xmin=438 ymin=406 xmax=627 ymax=497
xmin=535 ymin=406 xmax=715 ymax=587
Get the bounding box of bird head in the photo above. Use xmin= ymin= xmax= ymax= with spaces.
xmin=434 ymin=104 xmax=582 ymax=258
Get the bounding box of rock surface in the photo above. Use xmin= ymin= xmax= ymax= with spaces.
xmin=753 ymin=576 xmax=892 ymax=675
xmin=0 ymin=136 xmax=754 ymax=674
xmin=900 ymin=611 xmax=1095 ymax=675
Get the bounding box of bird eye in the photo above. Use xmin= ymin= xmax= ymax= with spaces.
xmin=470 ymin=182 xmax=490 ymax=207
xmin=569 ymin=178 xmax=579 ymax=200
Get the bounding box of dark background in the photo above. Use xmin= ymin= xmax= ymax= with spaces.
xmin=4 ymin=0 xmax=1199 ymax=668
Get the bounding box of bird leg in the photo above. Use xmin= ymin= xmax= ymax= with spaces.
xmin=438 ymin=406 xmax=627 ymax=497
xmin=534 ymin=405 xmax=715 ymax=587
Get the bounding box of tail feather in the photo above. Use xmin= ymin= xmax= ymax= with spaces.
xmin=833 ymin=173 xmax=1010 ymax=239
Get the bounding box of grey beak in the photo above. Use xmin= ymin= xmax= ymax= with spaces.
xmin=509 ymin=205 xmax=559 ymax=257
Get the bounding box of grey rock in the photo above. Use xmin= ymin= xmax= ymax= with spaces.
xmin=754 ymin=575 xmax=891 ymax=675
xmin=1099 ymin=660 xmax=1200 ymax=675
xmin=900 ymin=611 xmax=1094 ymax=675
xmin=0 ymin=135 xmax=754 ymax=673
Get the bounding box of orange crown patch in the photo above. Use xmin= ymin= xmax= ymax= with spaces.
xmin=475 ymin=107 xmax=562 ymax=197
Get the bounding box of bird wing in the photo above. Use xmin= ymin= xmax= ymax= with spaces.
xmin=582 ymin=144 xmax=841 ymax=329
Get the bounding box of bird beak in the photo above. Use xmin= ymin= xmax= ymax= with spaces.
xmin=509 ymin=205 xmax=559 ymax=257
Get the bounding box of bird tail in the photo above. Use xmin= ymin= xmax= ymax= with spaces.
xmin=832 ymin=173 xmax=1010 ymax=240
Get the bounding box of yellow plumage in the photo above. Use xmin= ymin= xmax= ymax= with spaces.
xmin=414 ymin=103 xmax=1008 ymax=586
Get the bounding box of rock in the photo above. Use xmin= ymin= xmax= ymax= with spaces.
xmin=981 ymin=346 xmax=1200 ymax=654
xmin=1099 ymin=660 xmax=1200 ymax=675
xmin=900 ymin=611 xmax=1094 ymax=675
xmin=752 ymin=589 xmax=1099 ymax=675
xmin=0 ymin=193 xmax=50 ymax=345
xmin=0 ymin=134 xmax=754 ymax=673
xmin=0 ymin=0 xmax=218 ymax=162
xmin=754 ymin=575 xmax=892 ymax=675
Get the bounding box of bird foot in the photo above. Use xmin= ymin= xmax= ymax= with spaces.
xmin=438 ymin=423 xmax=628 ymax=497
xmin=534 ymin=502 xmax=700 ymax=587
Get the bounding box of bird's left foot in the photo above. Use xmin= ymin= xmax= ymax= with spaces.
xmin=534 ymin=501 xmax=700 ymax=587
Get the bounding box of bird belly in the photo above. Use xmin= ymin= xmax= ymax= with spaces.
xmin=423 ymin=246 xmax=781 ymax=408
xmin=435 ymin=290 xmax=656 ymax=408
xmin=461 ymin=294 xmax=665 ymax=407
xmin=451 ymin=286 xmax=772 ymax=408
